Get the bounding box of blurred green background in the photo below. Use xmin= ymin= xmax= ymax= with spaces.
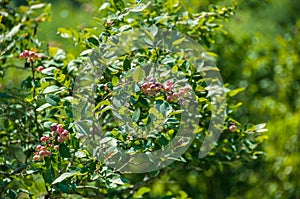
xmin=5 ymin=0 xmax=300 ymax=198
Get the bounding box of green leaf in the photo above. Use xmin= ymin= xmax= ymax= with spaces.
xmin=59 ymin=143 xmax=71 ymax=158
xmin=133 ymin=187 xmax=151 ymax=198
xmin=172 ymin=65 xmax=178 ymax=73
xmin=54 ymin=49 xmax=66 ymax=61
xmin=157 ymin=134 xmax=169 ymax=146
xmin=51 ymin=172 xmax=78 ymax=185
xmin=80 ymin=49 xmax=93 ymax=56
xmin=30 ymin=3 xmax=46 ymax=9
xmin=130 ymin=2 xmax=151 ymax=12
xmin=32 ymin=173 xmax=47 ymax=193
xmin=74 ymin=122 xmax=90 ymax=136
xmin=45 ymin=94 xmax=60 ymax=106
xmin=123 ymin=57 xmax=131 ymax=71
xmin=5 ymin=24 xmax=21 ymax=39
xmin=228 ymin=87 xmax=245 ymax=97
xmin=119 ymin=25 xmax=132 ymax=32
xmin=172 ymin=37 xmax=186 ymax=46
xmin=42 ymin=85 xmax=60 ymax=94
xmin=113 ymin=0 xmax=125 ymax=11
xmin=112 ymin=76 xmax=119 ymax=86
xmin=94 ymin=100 xmax=111 ymax=111
xmin=168 ymin=109 xmax=184 ymax=117
xmin=41 ymin=66 xmax=57 ymax=75
xmin=36 ymin=103 xmax=52 ymax=112
xmin=57 ymin=28 xmax=73 ymax=39
xmin=133 ymin=67 xmax=145 ymax=82
xmin=87 ymin=37 xmax=99 ymax=46
xmin=43 ymin=165 xmax=55 ymax=184
xmin=132 ymin=108 xmax=141 ymax=122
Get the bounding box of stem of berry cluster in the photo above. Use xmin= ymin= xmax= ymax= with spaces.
xmin=31 ymin=61 xmax=40 ymax=137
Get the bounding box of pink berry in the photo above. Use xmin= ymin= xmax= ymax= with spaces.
xmin=229 ymin=125 xmax=236 ymax=132
xmin=39 ymin=150 xmax=47 ymax=156
xmin=29 ymin=50 xmax=35 ymax=57
xmin=61 ymin=130 xmax=69 ymax=137
xmin=36 ymin=145 xmax=43 ymax=151
xmin=37 ymin=66 xmax=44 ymax=72
xmin=173 ymin=92 xmax=179 ymax=97
xmin=166 ymin=95 xmax=173 ymax=102
xmin=33 ymin=155 xmax=41 ymax=161
xmin=150 ymin=84 xmax=156 ymax=89
xmin=50 ymin=124 xmax=57 ymax=131
xmin=54 ymin=145 xmax=59 ymax=150
xmin=40 ymin=136 xmax=47 ymax=142
xmin=164 ymin=86 xmax=171 ymax=92
xmin=45 ymin=150 xmax=51 ymax=156
xmin=57 ymin=136 xmax=64 ymax=143
xmin=57 ymin=125 xmax=64 ymax=134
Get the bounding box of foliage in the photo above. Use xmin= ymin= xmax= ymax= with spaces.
xmin=0 ymin=0 xmax=267 ymax=198
xmin=208 ymin=0 xmax=300 ymax=198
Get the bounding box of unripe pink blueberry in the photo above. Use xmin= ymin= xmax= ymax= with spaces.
xmin=29 ymin=50 xmax=36 ymax=57
xmin=39 ymin=150 xmax=47 ymax=156
xmin=50 ymin=123 xmax=57 ymax=131
xmin=57 ymin=124 xmax=64 ymax=134
xmin=229 ymin=124 xmax=236 ymax=132
xmin=61 ymin=130 xmax=69 ymax=137
xmin=33 ymin=155 xmax=41 ymax=161
xmin=57 ymin=136 xmax=64 ymax=143
xmin=164 ymin=86 xmax=171 ymax=92
xmin=36 ymin=145 xmax=43 ymax=151
xmin=166 ymin=95 xmax=172 ymax=102
xmin=45 ymin=150 xmax=51 ymax=156
xmin=150 ymin=84 xmax=156 ymax=89
xmin=40 ymin=136 xmax=47 ymax=142
xmin=166 ymin=80 xmax=173 ymax=87
xmin=173 ymin=92 xmax=179 ymax=97
xmin=37 ymin=66 xmax=44 ymax=72
xmin=48 ymin=143 xmax=54 ymax=147
xmin=54 ymin=145 xmax=59 ymax=150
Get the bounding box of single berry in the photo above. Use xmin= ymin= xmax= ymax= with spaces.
xmin=57 ymin=136 xmax=64 ymax=143
xmin=50 ymin=123 xmax=57 ymax=131
xmin=61 ymin=130 xmax=69 ymax=137
xmin=166 ymin=95 xmax=172 ymax=102
xmin=36 ymin=145 xmax=43 ymax=151
xmin=45 ymin=151 xmax=51 ymax=156
xmin=54 ymin=145 xmax=60 ymax=150
xmin=229 ymin=124 xmax=237 ymax=132
xmin=33 ymin=155 xmax=41 ymax=161
xmin=57 ymin=124 xmax=64 ymax=134
xmin=40 ymin=136 xmax=47 ymax=142
xmin=37 ymin=66 xmax=44 ymax=72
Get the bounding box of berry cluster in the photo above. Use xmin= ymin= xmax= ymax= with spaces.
xmin=19 ymin=50 xmax=44 ymax=71
xmin=141 ymin=79 xmax=191 ymax=103
xmin=141 ymin=80 xmax=164 ymax=96
xmin=33 ymin=123 xmax=69 ymax=161
xmin=19 ymin=50 xmax=39 ymax=60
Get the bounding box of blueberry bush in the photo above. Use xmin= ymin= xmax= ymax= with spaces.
xmin=0 ymin=0 xmax=267 ymax=198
